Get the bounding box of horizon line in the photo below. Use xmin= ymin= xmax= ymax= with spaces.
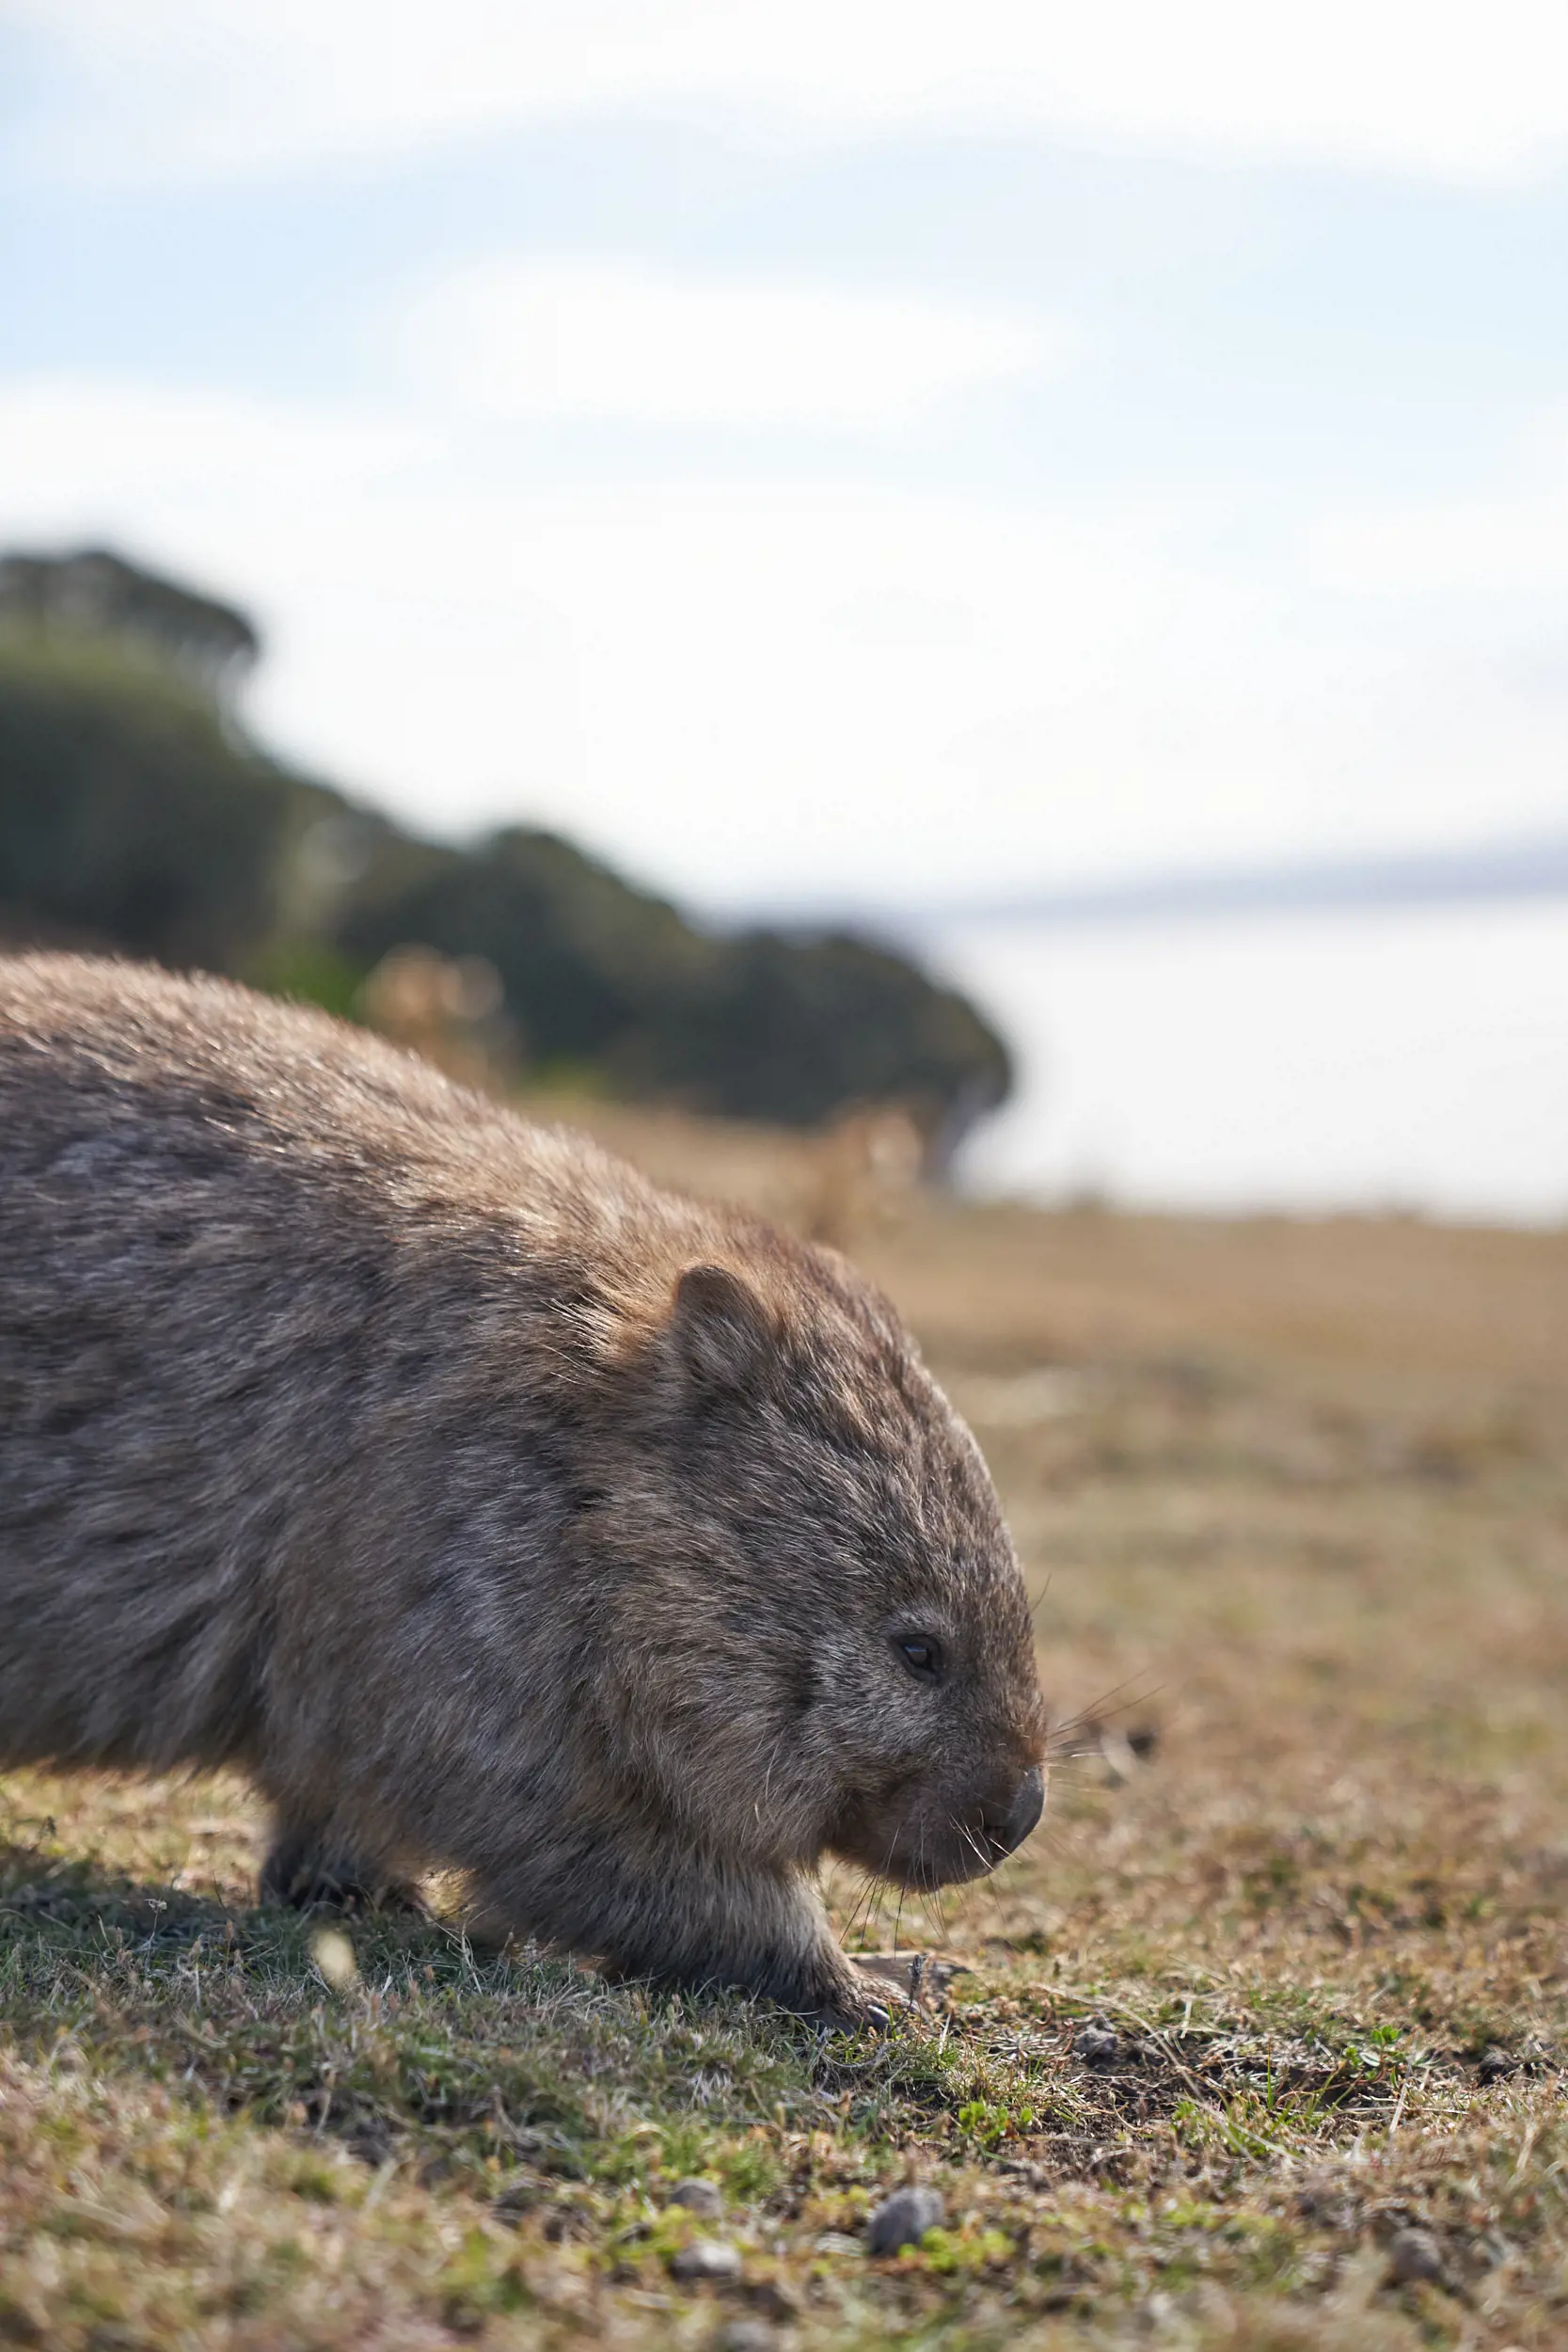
xmin=746 ymin=831 xmax=1568 ymax=935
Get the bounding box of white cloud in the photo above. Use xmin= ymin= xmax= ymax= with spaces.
xmin=1310 ymin=411 xmax=1568 ymax=593
xmin=15 ymin=0 xmax=1568 ymax=187
xmin=399 ymin=260 xmax=1068 ymax=429
xmin=0 ymin=380 xmax=429 ymax=504
xmin=1 ymin=373 xmax=1563 ymax=911
xmin=1317 ymin=509 xmax=1568 ymax=595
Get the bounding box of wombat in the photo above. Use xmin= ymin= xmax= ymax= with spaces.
xmin=0 ymin=954 xmax=1046 ymax=2025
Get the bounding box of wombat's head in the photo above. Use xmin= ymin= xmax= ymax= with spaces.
xmin=597 ymin=1256 xmax=1047 ymax=1890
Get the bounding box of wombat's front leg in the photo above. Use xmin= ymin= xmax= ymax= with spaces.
xmin=261 ymin=1816 xmax=425 ymax=1916
xmin=470 ymin=1844 xmax=892 ymax=2029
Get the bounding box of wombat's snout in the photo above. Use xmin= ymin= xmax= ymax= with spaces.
xmin=935 ymin=1760 xmax=1045 ymax=1883
xmin=842 ymin=1759 xmax=1047 ymax=1890
xmin=981 ymin=1761 xmax=1045 ymax=1860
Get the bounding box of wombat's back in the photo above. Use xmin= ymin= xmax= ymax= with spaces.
xmin=0 ymin=953 xmax=685 ymax=1775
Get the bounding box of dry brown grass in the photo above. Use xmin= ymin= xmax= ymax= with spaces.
xmin=4 ymin=1124 xmax=1567 ymax=2348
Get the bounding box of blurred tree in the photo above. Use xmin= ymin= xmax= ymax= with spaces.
xmin=0 ymin=638 xmax=291 ymax=974
xmin=334 ymin=822 xmax=710 ymax=1069
xmin=334 ymin=829 xmax=1011 ymax=1139
xmin=0 ymin=544 xmax=1013 ymax=1146
xmin=0 ymin=548 xmax=259 ymax=711
xmin=640 ymin=927 xmax=1013 ymax=1141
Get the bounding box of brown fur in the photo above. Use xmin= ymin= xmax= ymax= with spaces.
xmin=0 ymin=955 xmax=1046 ymax=2022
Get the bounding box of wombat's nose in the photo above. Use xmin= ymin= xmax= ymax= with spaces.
xmin=982 ymin=1765 xmax=1044 ymax=1858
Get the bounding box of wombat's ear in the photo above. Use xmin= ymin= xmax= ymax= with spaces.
xmin=668 ymin=1263 xmax=778 ymax=1396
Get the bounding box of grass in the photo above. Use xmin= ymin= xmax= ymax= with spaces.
xmin=4 ymin=1177 xmax=1568 ymax=2347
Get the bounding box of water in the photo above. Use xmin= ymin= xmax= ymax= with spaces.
xmin=930 ymin=898 xmax=1568 ymax=1226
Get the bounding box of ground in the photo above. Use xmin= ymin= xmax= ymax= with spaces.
xmin=4 ymin=1157 xmax=1567 ymax=2350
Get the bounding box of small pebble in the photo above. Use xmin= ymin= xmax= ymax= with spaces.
xmin=1134 ymin=2292 xmax=1179 ymax=2338
xmin=1296 ymin=2170 xmax=1358 ymax=2233
xmin=866 ymin=2185 xmax=944 ymax=2255
xmin=747 ymin=2279 xmax=801 ymax=2320
xmin=1387 ymin=2227 xmax=1444 ymax=2285
xmin=1073 ymin=2023 xmax=1120 ymax=2068
xmin=668 ymin=2178 xmax=724 ymax=2218
xmin=672 ymin=2239 xmax=744 ymax=2283
xmin=712 ymin=2325 xmax=776 ymax=2352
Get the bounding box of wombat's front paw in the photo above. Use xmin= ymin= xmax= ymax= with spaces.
xmin=261 ymin=1836 xmax=426 ymax=1917
xmin=805 ymin=1960 xmax=912 ymax=2035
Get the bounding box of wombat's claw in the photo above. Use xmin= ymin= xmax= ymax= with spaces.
xmin=816 ymin=1995 xmax=891 ymax=2036
xmin=811 ymin=1965 xmax=912 ymax=2034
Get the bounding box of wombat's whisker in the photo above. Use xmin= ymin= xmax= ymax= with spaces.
xmin=839 ymin=1868 xmax=884 ymax=1952
xmin=1047 ymin=1671 xmax=1164 ymax=1750
xmin=846 ymin=1797 xmax=921 ymax=1947
xmin=990 ymin=1852 xmax=1026 ymax=1932
xmin=836 ymin=1797 xmax=925 ymax=1977
xmin=931 ymin=1840 xmax=982 ymax=1943
xmin=980 ymin=1851 xmax=1022 ymax=1942
xmin=1049 ymin=1684 xmax=1148 ymax=1738
xmin=1022 ymin=1820 xmax=1078 ymax=1874
xmin=837 ymin=1811 xmax=905 ymax=1955
xmin=955 ymin=1811 xmax=1012 ymax=1937
xmin=940 ymin=1882 xmax=973 ymax=1938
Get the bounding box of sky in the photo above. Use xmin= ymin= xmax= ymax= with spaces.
xmin=3 ymin=3 xmax=1568 ymax=915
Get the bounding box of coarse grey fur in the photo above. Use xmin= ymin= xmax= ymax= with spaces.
xmin=0 ymin=955 xmax=1047 ymax=2023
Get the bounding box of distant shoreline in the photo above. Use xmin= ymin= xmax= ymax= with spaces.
xmin=753 ymin=834 xmax=1568 ymax=936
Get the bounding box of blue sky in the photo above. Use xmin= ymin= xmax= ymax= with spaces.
xmin=3 ymin=3 xmax=1567 ymax=912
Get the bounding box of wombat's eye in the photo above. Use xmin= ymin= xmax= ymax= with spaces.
xmin=896 ymin=1635 xmax=942 ymax=1684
